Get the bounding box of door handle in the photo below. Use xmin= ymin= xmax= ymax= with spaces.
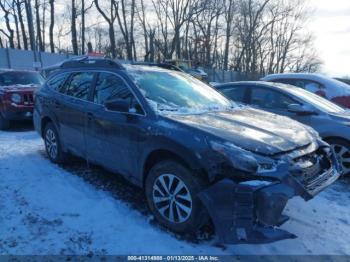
xmin=87 ymin=112 xmax=94 ymax=121
xmin=54 ymin=100 xmax=61 ymax=108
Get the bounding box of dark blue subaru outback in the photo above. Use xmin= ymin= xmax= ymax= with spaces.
xmin=34 ymin=57 xmax=341 ymax=244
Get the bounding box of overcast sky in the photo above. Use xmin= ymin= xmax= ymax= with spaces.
xmin=309 ymin=0 xmax=350 ymax=77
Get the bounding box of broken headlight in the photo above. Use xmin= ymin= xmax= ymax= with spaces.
xmin=210 ymin=141 xmax=278 ymax=174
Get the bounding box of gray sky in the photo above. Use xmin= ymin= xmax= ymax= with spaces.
xmin=309 ymin=0 xmax=350 ymax=77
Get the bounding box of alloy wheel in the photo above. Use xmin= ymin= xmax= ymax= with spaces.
xmin=331 ymin=144 xmax=350 ymax=175
xmin=45 ymin=129 xmax=58 ymax=160
xmin=152 ymin=174 xmax=193 ymax=224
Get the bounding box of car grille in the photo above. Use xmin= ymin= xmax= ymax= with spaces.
xmin=291 ymin=148 xmax=333 ymax=192
xmin=23 ymin=93 xmax=34 ymax=105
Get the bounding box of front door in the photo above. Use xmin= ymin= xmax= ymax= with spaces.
xmin=86 ymin=72 xmax=145 ymax=179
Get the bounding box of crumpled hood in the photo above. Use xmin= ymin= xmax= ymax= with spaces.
xmin=166 ymin=108 xmax=316 ymax=155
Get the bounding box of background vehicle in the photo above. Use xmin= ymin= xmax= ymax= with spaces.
xmin=0 ymin=69 xmax=44 ymax=130
xmin=131 ymin=62 xmax=184 ymax=72
xmin=215 ymin=81 xmax=350 ymax=176
xmin=262 ymin=73 xmax=350 ymax=109
xmin=164 ymin=59 xmax=208 ymax=82
xmin=335 ymin=78 xmax=350 ymax=86
xmin=34 ymin=57 xmax=340 ymax=244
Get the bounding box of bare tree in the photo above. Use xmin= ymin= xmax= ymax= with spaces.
xmin=24 ymin=0 xmax=36 ymax=51
xmin=152 ymin=0 xmax=199 ymax=59
xmin=80 ymin=0 xmax=93 ymax=54
xmin=34 ymin=0 xmax=44 ymax=51
xmin=71 ymin=0 xmax=78 ymax=54
xmin=49 ymin=0 xmax=54 ymax=52
xmin=0 ymin=0 xmax=15 ymax=48
xmin=192 ymin=0 xmax=224 ymax=67
xmin=223 ymin=0 xmax=235 ymax=70
xmin=115 ymin=0 xmax=136 ymax=60
xmin=15 ymin=0 xmax=29 ymax=50
xmin=0 ymin=0 xmax=321 ymax=74
xmin=94 ymin=0 xmax=117 ymax=58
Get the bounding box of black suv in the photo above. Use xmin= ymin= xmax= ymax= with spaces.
xmin=34 ymin=57 xmax=341 ymax=244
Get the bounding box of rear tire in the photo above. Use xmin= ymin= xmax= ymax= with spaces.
xmin=44 ymin=122 xmax=67 ymax=163
xmin=327 ymin=138 xmax=350 ymax=176
xmin=0 ymin=114 xmax=10 ymax=130
xmin=145 ymin=160 xmax=209 ymax=235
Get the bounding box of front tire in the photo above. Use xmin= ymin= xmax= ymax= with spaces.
xmin=44 ymin=122 xmax=66 ymax=163
xmin=145 ymin=160 xmax=209 ymax=234
xmin=327 ymin=138 xmax=350 ymax=176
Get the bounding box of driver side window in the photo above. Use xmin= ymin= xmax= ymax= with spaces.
xmin=251 ymin=88 xmax=297 ymax=110
xmin=94 ymin=72 xmax=143 ymax=114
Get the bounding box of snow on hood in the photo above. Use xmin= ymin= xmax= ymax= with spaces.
xmin=0 ymin=84 xmax=37 ymax=93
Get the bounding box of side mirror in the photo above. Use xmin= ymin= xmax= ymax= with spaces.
xmin=104 ymin=100 xmax=130 ymax=112
xmin=287 ymin=104 xmax=316 ymax=115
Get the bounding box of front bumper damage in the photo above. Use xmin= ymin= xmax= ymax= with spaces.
xmin=199 ymin=148 xmax=341 ymax=244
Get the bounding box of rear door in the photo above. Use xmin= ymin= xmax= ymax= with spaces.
xmin=59 ymin=71 xmax=96 ymax=158
xmin=86 ymin=72 xmax=145 ymax=179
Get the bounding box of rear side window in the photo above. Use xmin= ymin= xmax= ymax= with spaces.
xmin=221 ymin=86 xmax=246 ymax=103
xmin=273 ymin=78 xmax=324 ymax=90
xmin=251 ymin=88 xmax=297 ymax=110
xmin=271 ymin=79 xmax=296 ymax=86
xmin=65 ymin=72 xmax=95 ymax=100
xmin=47 ymin=73 xmax=69 ymax=92
xmin=294 ymin=80 xmax=324 ymax=90
xmin=94 ymin=73 xmax=132 ymax=104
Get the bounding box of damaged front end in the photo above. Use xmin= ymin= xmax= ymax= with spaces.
xmin=199 ymin=140 xmax=341 ymax=244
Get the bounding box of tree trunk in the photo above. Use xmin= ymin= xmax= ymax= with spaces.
xmin=16 ymin=0 xmax=28 ymax=50
xmin=49 ymin=0 xmax=54 ymax=53
xmin=71 ymin=0 xmax=78 ymax=55
xmin=24 ymin=0 xmax=36 ymax=51
xmin=0 ymin=1 xmax=15 ymax=48
xmin=108 ymin=24 xmax=116 ymax=58
xmin=81 ymin=0 xmax=85 ymax=54
xmin=13 ymin=9 xmax=22 ymax=49
xmin=34 ymin=0 xmax=43 ymax=51
xmin=42 ymin=0 xmax=46 ymax=51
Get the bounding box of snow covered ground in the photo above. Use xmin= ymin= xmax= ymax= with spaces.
xmin=0 ymin=126 xmax=349 ymax=255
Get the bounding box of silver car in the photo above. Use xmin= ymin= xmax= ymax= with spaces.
xmin=215 ymin=81 xmax=350 ymax=175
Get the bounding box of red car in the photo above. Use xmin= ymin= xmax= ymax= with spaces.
xmin=0 ymin=70 xmax=44 ymax=130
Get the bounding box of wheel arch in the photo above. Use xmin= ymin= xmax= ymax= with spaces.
xmin=322 ymin=136 xmax=350 ymax=145
xmin=41 ymin=116 xmax=52 ymax=137
xmin=142 ymin=148 xmax=207 ymax=188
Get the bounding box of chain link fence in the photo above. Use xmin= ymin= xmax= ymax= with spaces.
xmin=0 ymin=48 xmax=76 ymax=71
xmin=0 ymin=48 xmax=262 ymax=83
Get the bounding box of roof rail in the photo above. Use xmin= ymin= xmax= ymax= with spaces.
xmin=43 ymin=56 xmax=124 ymax=72
xmin=60 ymin=56 xmax=125 ymax=69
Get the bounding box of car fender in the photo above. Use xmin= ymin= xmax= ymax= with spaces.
xmin=139 ymin=136 xmax=206 ymax=185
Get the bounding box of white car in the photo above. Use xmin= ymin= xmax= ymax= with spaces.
xmin=262 ymin=73 xmax=350 ymax=109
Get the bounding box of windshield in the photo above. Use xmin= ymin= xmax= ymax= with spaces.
xmin=0 ymin=71 xmax=45 ymax=87
xmin=288 ymin=87 xmax=346 ymax=113
xmin=127 ymin=66 xmax=233 ymax=114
